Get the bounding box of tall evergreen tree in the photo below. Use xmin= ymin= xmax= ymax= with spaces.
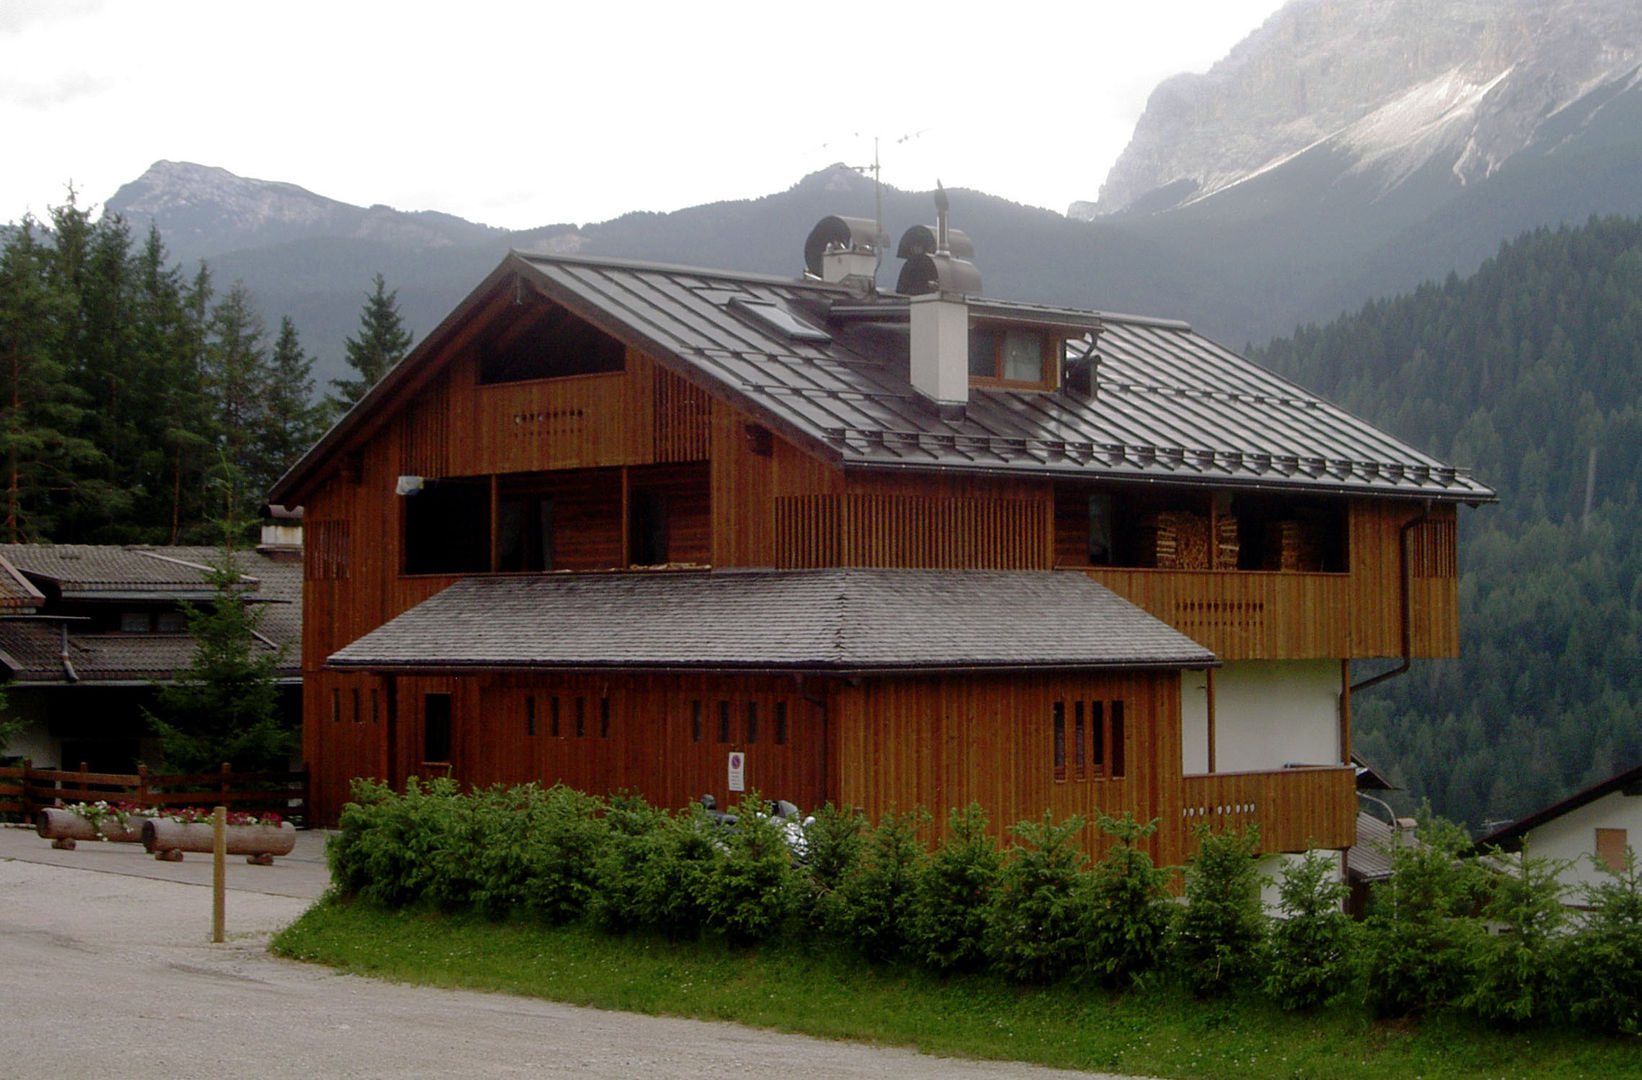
xmin=257 ymin=316 xmax=325 ymax=495
xmin=203 ymin=282 xmax=269 ymax=533
xmin=329 ymin=272 xmax=412 ymax=409
xmin=0 ymin=217 xmax=101 ymax=541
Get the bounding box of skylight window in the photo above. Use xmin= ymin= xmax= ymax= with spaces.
xmin=728 ymin=297 xmax=831 ymax=343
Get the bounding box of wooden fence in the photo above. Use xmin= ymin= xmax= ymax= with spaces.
xmin=0 ymin=761 xmax=309 ymax=824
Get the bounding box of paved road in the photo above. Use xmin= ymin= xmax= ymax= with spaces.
xmin=0 ymin=825 xmax=1142 ymax=1080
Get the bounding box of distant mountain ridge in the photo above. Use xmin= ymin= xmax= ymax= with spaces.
xmin=107 ymin=161 xmax=507 ymax=264
xmin=1077 ymin=0 xmax=1642 ymax=219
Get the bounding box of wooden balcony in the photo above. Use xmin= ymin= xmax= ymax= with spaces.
xmin=1176 ymin=765 xmax=1357 ymax=854
xmin=1083 ymin=567 xmax=1354 ymax=659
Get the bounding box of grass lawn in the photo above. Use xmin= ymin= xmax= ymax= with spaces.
xmin=272 ymin=899 xmax=1637 ymax=1080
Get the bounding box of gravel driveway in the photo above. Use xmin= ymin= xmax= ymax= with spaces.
xmin=0 ymin=825 xmax=1141 ymax=1080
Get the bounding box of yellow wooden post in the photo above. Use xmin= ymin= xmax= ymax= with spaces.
xmin=211 ymin=806 xmax=226 ymax=943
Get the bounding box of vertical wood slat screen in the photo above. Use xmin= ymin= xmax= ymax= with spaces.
xmin=307 ymin=520 xmax=351 ymax=580
xmin=1408 ymin=516 xmax=1457 ymax=578
xmin=774 ymin=494 xmax=1049 ymax=569
xmin=401 ymin=375 xmax=450 ymax=477
xmin=653 ymin=366 xmax=710 ymax=462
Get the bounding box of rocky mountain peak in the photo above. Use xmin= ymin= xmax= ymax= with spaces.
xmin=1076 ymin=0 xmax=1642 ymax=219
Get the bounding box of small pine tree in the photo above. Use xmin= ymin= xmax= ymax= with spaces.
xmin=329 ymin=273 xmax=412 ymax=409
xmin=1173 ymin=824 xmax=1268 ymax=997
xmin=1462 ymin=843 xmax=1571 ymax=1027
xmin=144 ymin=484 xmax=292 ymax=771
xmin=1263 ymin=848 xmax=1356 ymax=1010
xmin=911 ymin=803 xmax=1002 ymax=973
xmin=1086 ymin=812 xmax=1175 ymax=987
xmin=985 ymin=810 xmax=1091 ymax=983
xmin=1565 ymin=849 xmax=1642 ymax=1034
xmin=838 ymin=806 xmax=930 ymax=963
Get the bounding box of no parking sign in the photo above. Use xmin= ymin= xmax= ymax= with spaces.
xmin=727 ymin=752 xmax=745 ymax=792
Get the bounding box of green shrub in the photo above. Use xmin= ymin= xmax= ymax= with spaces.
xmin=1173 ymin=824 xmax=1267 ymax=997
xmin=1264 ymin=848 xmax=1355 ymax=1010
xmin=1086 ymin=813 xmax=1174 ymax=988
xmin=1360 ymin=816 xmax=1487 ymax=1017
xmin=910 ymin=803 xmax=1000 ymax=973
xmin=985 ymin=811 xmax=1091 ymax=984
xmin=1462 ymin=845 xmax=1570 ymax=1027
xmin=801 ymin=802 xmax=866 ymax=937
xmin=1564 ymin=850 xmax=1642 ymax=1034
xmin=590 ymin=804 xmax=719 ymax=938
xmin=836 ymin=806 xmax=930 ymax=962
xmin=704 ymin=792 xmax=800 ymax=943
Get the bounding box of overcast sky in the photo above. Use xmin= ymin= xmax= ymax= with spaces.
xmin=2 ymin=0 xmax=1288 ymax=230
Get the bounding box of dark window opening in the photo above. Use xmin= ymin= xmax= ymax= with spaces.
xmin=404 ymin=479 xmax=491 ymax=575
xmin=745 ymin=702 xmax=758 ymax=744
xmin=549 ymin=696 xmax=560 ymax=737
xmin=629 ymin=489 xmax=669 ymax=566
xmin=1110 ymin=701 xmax=1126 ymax=779
xmin=691 ymin=700 xmax=702 ymax=743
xmin=1052 ymin=701 xmax=1066 ymax=782
xmin=331 ymin=688 xmax=341 ymax=723
xmin=1090 ymin=701 xmax=1105 ymax=768
xmin=352 ymin=688 xmax=362 ymax=723
xmin=774 ymin=701 xmax=787 ymax=745
xmin=423 ymin=693 xmax=452 ymax=764
xmin=477 ymin=304 xmax=626 ymax=384
xmin=525 ymin=695 xmax=537 ymax=736
xmin=1074 ymin=701 xmax=1086 ymax=779
xmin=497 ymin=494 xmax=554 ymax=572
xmin=371 ymin=689 xmax=380 ymax=724
xmin=1054 ymin=484 xmax=1346 ymax=572
xmin=575 ymin=697 xmax=586 ymax=738
xmin=600 ymin=697 xmax=611 ymax=739
xmin=718 ymin=701 xmax=731 ymax=744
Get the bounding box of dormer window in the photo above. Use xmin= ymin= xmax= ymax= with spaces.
xmin=968 ymin=325 xmax=1068 ymax=389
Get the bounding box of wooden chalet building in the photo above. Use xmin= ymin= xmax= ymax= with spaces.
xmin=270 ymin=209 xmax=1493 ymax=868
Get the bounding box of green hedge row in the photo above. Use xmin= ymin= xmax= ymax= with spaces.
xmin=328 ymin=779 xmax=1642 ymax=1033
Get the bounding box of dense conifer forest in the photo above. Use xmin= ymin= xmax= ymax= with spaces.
xmin=1257 ymin=215 xmax=1642 ymax=832
xmin=0 ymin=196 xmax=406 ymax=544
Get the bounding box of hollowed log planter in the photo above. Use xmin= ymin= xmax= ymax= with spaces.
xmin=35 ymin=807 xmax=147 ymax=849
xmin=141 ymin=818 xmax=297 ymax=865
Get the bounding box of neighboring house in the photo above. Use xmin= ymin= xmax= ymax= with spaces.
xmin=1473 ymin=762 xmax=1642 ymax=898
xmin=269 ymin=206 xmax=1493 ymax=868
xmin=0 ymin=534 xmax=302 ymax=772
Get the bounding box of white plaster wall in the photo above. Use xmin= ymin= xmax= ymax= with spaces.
xmin=1182 ymin=660 xmax=1342 ymax=775
xmin=1517 ymin=791 xmax=1642 ymax=896
xmin=1257 ymin=850 xmax=1347 ymax=913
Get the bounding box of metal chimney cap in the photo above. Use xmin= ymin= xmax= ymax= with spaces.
xmin=896 ymin=223 xmax=975 ymax=261
xmin=804 ymin=216 xmax=882 ymax=278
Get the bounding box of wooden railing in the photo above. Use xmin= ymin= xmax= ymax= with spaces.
xmin=1177 ymin=765 xmax=1356 ymax=853
xmin=775 ymin=493 xmax=1051 ymax=569
xmin=0 ymin=761 xmax=309 ymax=824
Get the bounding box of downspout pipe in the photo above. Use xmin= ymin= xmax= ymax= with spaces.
xmin=1350 ymin=503 xmax=1432 ymax=695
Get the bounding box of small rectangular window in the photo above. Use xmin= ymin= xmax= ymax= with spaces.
xmin=371 ymin=689 xmax=380 ymax=724
xmin=774 ymin=701 xmax=787 ymax=745
xmin=331 ymin=688 xmax=341 ymax=723
xmin=1110 ymin=701 xmax=1126 ymax=779
xmin=690 ymin=699 xmax=702 ymax=743
xmin=549 ymin=696 xmax=561 ymax=738
xmin=575 ymin=697 xmax=586 ymax=738
xmin=1052 ymin=701 xmax=1066 ymax=781
xmin=600 ymin=697 xmax=611 ymax=739
xmin=746 ymin=702 xmax=758 ymax=744
xmin=1074 ymin=701 xmax=1086 ymax=780
xmin=718 ymin=701 xmax=731 ymax=743
xmin=525 ymin=695 xmax=537 ymax=736
xmin=1090 ymin=701 xmax=1105 ymax=773
xmin=352 ymin=687 xmax=362 ymax=723
xmin=423 ymin=693 xmax=453 ymax=764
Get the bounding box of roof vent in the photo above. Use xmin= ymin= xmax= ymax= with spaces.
xmin=804 ymin=216 xmax=882 ymax=293
xmin=895 ymin=182 xmax=981 ymax=296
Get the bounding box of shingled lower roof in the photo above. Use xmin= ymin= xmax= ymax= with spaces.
xmin=328 ymin=568 xmax=1216 ymax=674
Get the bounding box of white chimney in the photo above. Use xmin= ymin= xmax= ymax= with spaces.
xmin=909 ymin=293 xmax=969 ymax=415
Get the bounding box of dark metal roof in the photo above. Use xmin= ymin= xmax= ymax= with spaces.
xmin=328 ymin=568 xmax=1216 ymax=674
xmin=516 ymin=254 xmax=1492 ymax=500
xmin=0 ymin=545 xmax=302 ymax=685
xmin=1472 ymin=761 xmax=1642 ymax=853
xmin=272 ymin=251 xmax=1493 ymax=505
